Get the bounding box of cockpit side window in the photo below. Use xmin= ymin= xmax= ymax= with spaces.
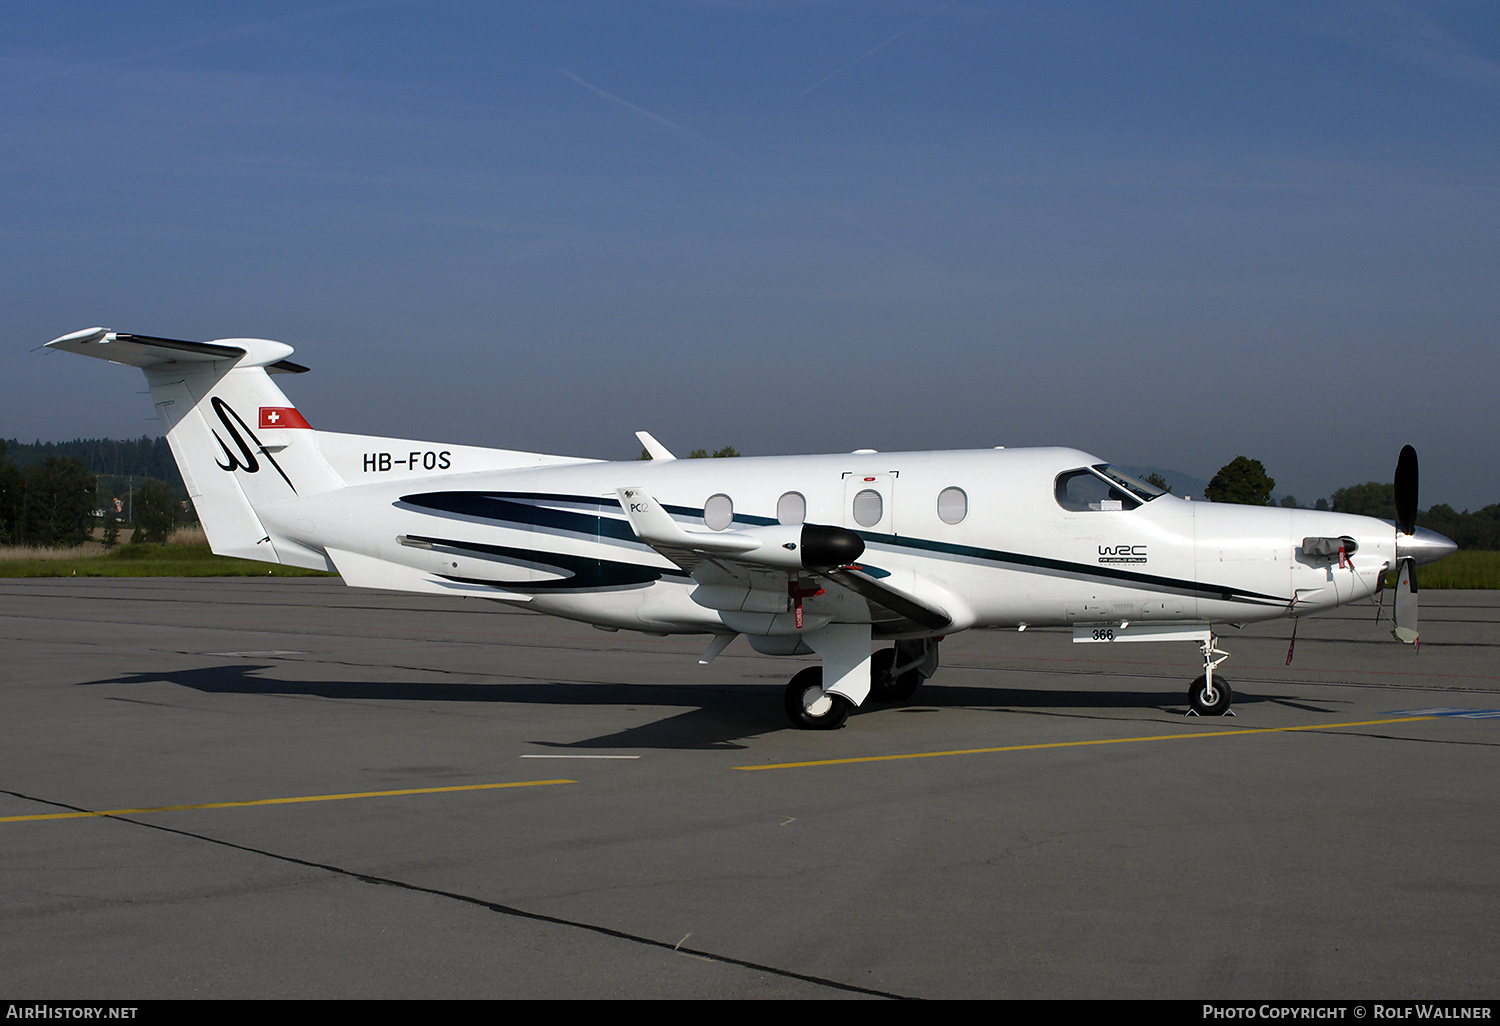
xmin=1055 ymin=468 xmax=1141 ymax=512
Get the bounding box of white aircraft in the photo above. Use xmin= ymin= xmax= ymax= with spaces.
xmin=47 ymin=327 xmax=1458 ymax=729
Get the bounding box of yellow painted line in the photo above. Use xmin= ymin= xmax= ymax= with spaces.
xmin=735 ymin=717 xmax=1439 ymax=771
xmin=0 ymin=779 xmax=575 ymax=822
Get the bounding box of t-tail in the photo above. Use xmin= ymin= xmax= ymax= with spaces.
xmin=45 ymin=328 xmax=344 ymax=569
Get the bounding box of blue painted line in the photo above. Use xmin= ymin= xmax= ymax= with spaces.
xmin=1387 ymin=708 xmax=1500 ymax=719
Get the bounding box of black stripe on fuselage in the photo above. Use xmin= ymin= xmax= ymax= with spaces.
xmin=858 ymin=532 xmax=1286 ymax=606
xmin=398 ymin=490 xmax=1285 ymax=606
xmin=406 ymin=533 xmax=688 ymax=592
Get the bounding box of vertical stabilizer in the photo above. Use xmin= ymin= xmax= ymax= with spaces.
xmin=46 ymin=329 xmax=343 ymax=566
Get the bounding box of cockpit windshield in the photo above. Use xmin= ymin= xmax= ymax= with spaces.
xmin=1094 ymin=465 xmax=1167 ymax=502
xmin=1055 ymin=464 xmax=1167 ymax=512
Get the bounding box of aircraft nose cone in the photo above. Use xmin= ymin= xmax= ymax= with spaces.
xmin=1397 ymin=526 xmax=1458 ymax=566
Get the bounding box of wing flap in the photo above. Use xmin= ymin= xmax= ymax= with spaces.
xmin=818 ymin=566 xmax=954 ymax=632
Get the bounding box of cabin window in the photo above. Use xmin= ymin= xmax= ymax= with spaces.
xmin=937 ymin=486 xmax=967 ymax=525
xmin=777 ymin=491 xmax=806 ymax=526
xmin=704 ymin=493 xmax=734 ymax=530
xmin=852 ymin=489 xmax=883 ymax=527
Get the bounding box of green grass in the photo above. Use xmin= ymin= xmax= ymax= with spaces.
xmin=0 ymin=543 xmax=337 ymax=578
xmin=1391 ymin=550 xmax=1500 ymax=590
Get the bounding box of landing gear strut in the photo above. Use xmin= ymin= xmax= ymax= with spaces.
xmin=870 ymin=639 xmax=938 ymax=703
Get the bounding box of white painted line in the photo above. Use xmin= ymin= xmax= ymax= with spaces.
xmin=520 ymin=754 xmax=641 ymax=759
xmin=205 ymin=651 xmax=304 ymax=658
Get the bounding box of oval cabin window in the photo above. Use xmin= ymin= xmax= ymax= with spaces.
xmin=937 ymin=486 xmax=967 ymax=525
xmin=777 ymin=491 xmax=806 ymax=526
xmin=704 ymin=493 xmax=734 ymax=531
xmin=852 ymin=489 xmax=883 ymax=528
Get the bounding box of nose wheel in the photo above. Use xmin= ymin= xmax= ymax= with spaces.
xmin=1188 ymin=673 xmax=1233 ymax=716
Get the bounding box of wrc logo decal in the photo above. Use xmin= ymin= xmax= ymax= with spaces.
xmin=1098 ymin=544 xmax=1147 ymax=564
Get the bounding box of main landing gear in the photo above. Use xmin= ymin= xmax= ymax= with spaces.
xmin=784 ymin=638 xmax=939 ymax=729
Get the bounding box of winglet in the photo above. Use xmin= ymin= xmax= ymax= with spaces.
xmin=635 ymin=431 xmax=676 ymax=461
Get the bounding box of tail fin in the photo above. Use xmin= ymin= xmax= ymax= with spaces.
xmin=46 ymin=328 xmax=342 ymax=568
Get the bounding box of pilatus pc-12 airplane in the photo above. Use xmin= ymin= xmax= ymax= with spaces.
xmin=48 ymin=327 xmax=1457 ymax=729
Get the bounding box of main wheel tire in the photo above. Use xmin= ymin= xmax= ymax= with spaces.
xmin=784 ymin=667 xmax=852 ymax=729
xmin=869 ymin=647 xmax=923 ymax=704
xmin=1189 ymin=674 xmax=1233 ymax=716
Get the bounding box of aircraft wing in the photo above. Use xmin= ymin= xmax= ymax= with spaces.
xmin=616 ymin=487 xmax=953 ymax=633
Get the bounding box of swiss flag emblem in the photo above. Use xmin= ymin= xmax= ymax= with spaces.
xmin=259 ymin=407 xmax=311 ymax=430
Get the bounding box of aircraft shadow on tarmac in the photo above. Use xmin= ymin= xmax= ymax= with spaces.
xmin=74 ymin=663 xmax=1345 ymax=751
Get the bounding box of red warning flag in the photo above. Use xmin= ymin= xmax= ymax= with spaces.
xmin=259 ymin=407 xmax=312 ymax=429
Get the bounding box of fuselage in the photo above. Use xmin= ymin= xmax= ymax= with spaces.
xmin=257 ymin=444 xmax=1403 ymax=640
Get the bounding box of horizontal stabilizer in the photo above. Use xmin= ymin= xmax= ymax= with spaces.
xmin=46 ymin=328 xmax=308 ymax=374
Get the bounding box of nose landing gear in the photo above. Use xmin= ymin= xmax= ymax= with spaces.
xmin=1072 ymin=624 xmax=1235 ymax=716
xmin=1187 ymin=633 xmax=1234 ymax=717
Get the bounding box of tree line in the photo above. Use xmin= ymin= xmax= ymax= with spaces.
xmin=1197 ymin=455 xmax=1499 ymax=549
xmin=0 ymin=440 xmax=186 ymax=548
xmin=3 ymin=436 xmax=183 ymax=485
xmin=4 ymin=437 xmax=1495 ymax=550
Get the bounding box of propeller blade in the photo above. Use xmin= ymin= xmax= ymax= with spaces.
xmin=1394 ymin=444 xmax=1418 ymax=536
xmin=1392 ymin=558 xmax=1419 ymax=646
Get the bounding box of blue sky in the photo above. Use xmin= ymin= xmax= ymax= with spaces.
xmin=4 ymin=1 xmax=1497 ymax=509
